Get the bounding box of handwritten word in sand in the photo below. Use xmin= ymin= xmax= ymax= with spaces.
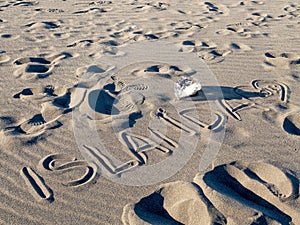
xmin=20 ymin=154 xmax=97 ymax=202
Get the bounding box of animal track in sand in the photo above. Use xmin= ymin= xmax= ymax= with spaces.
xmin=13 ymin=52 xmax=78 ymax=79
xmin=263 ymin=51 xmax=300 ymax=72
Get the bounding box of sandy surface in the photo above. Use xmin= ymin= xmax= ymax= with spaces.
xmin=0 ymin=0 xmax=300 ymax=224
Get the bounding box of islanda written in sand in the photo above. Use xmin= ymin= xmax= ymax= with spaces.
xmin=0 ymin=0 xmax=300 ymax=224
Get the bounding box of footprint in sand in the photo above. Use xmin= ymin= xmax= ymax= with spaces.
xmin=238 ymin=0 xmax=265 ymax=7
xmin=179 ymin=39 xmax=230 ymax=64
xmin=50 ymin=32 xmax=70 ymax=40
xmin=73 ymin=7 xmax=108 ymax=14
xmin=108 ymin=21 xmax=162 ymax=43
xmin=4 ymin=102 xmax=66 ymax=137
xmin=233 ymin=79 xmax=300 ymax=136
xmin=259 ymin=106 xmax=300 ymax=137
xmin=263 ymin=51 xmax=300 ymax=72
xmin=168 ymin=21 xmax=208 ymax=38
xmin=75 ymin=60 xmax=209 ymax=179
xmin=75 ymin=64 xmax=111 ymax=77
xmin=67 ymin=39 xmax=95 ymax=48
xmin=129 ymin=30 xmax=160 ymax=41
xmin=0 ymin=33 xmax=19 ymax=40
xmin=124 ymin=161 xmax=300 ymax=224
xmin=23 ymin=20 xmax=61 ymax=33
xmin=0 ymin=0 xmax=38 ymax=7
xmin=0 ymin=52 xmax=10 ymax=64
xmin=131 ymin=1 xmax=169 ymax=12
xmin=283 ymin=3 xmax=300 ymax=19
xmin=179 ymin=39 xmax=217 ymax=52
xmin=108 ymin=21 xmax=140 ymax=40
xmin=199 ymin=1 xmax=229 ymax=16
xmin=24 ymin=33 xmax=49 ymax=43
xmin=226 ymin=42 xmax=253 ymax=51
xmin=217 ymin=79 xmax=300 ymax=137
xmin=216 ymin=22 xmax=270 ymax=38
xmin=179 ymin=39 xmax=252 ymax=64
xmin=86 ymin=1 xmax=112 ymax=6
xmin=13 ymin=84 xmax=68 ymax=102
xmin=282 ymin=111 xmax=300 ymax=136
xmin=194 ymin=161 xmax=300 ymax=225
xmin=122 ymin=181 xmax=227 ymax=225
xmin=13 ymin=52 xmax=77 ymax=79
xmin=13 ymin=0 xmax=39 ymax=7
xmin=174 ymin=1 xmax=228 ymax=20
xmin=5 ymin=86 xmax=86 ymax=137
xmin=0 ymin=116 xmax=15 ymax=130
xmin=141 ymin=63 xmax=195 ymax=76
xmin=246 ymin=11 xmax=275 ymax=25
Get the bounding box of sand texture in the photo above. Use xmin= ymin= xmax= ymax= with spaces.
xmin=0 ymin=0 xmax=300 ymax=224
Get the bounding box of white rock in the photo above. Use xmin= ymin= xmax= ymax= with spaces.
xmin=174 ymin=76 xmax=202 ymax=100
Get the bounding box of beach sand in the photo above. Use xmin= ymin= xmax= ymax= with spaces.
xmin=0 ymin=0 xmax=300 ymax=224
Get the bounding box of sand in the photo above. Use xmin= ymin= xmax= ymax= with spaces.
xmin=0 ymin=0 xmax=300 ymax=224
